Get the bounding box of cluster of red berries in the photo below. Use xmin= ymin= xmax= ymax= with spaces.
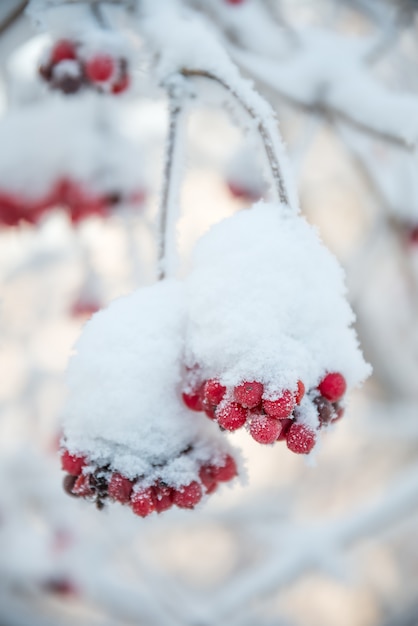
xmin=39 ymin=39 xmax=130 ymax=96
xmin=61 ymin=449 xmax=237 ymax=517
xmin=227 ymin=181 xmax=263 ymax=203
xmin=406 ymin=226 xmax=418 ymax=246
xmin=0 ymin=179 xmax=144 ymax=228
xmin=183 ymin=372 xmax=347 ymax=454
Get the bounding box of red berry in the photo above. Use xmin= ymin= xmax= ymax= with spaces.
xmin=111 ymin=74 xmax=130 ymax=94
xmin=318 ymin=373 xmax=346 ymax=402
xmin=108 ymin=473 xmax=133 ymax=503
xmin=153 ymin=483 xmax=174 ymax=513
xmin=85 ymin=54 xmax=115 ymax=83
xmin=276 ymin=418 xmax=293 ymax=441
xmin=203 ymin=379 xmax=226 ymax=407
xmin=225 ymin=0 xmax=245 ymax=5
xmin=51 ymin=40 xmax=77 ymax=65
xmin=227 ymin=181 xmax=261 ymax=202
xmin=286 ymin=423 xmax=316 ymax=454
xmin=234 ymin=381 xmax=264 ymax=408
xmin=216 ymin=402 xmax=247 ymax=431
xmin=211 ymin=454 xmax=238 ymax=482
xmin=249 ymin=413 xmax=282 ymax=444
xmin=173 ymin=481 xmax=202 ymax=509
xmin=263 ymin=389 xmax=295 ymax=419
xmin=72 ymin=474 xmax=94 ymax=497
xmin=130 ymin=487 xmax=156 ymax=517
xmin=407 ymin=227 xmax=418 ymax=245
xmin=199 ymin=465 xmax=218 ymax=494
xmin=182 ymin=384 xmax=204 ymax=412
xmin=61 ymin=450 xmax=86 ymax=475
xmin=295 ymin=380 xmax=305 ymax=405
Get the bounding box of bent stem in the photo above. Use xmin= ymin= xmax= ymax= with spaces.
xmin=157 ymin=83 xmax=183 ymax=281
xmin=181 ymin=68 xmax=290 ymax=207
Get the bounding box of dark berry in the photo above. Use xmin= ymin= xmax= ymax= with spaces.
xmin=173 ymin=481 xmax=202 ymax=509
xmin=313 ymin=396 xmax=335 ymax=426
xmin=108 ymin=473 xmax=133 ymax=503
xmin=263 ymin=389 xmax=295 ymax=419
xmin=234 ymin=381 xmax=264 ymax=408
xmin=286 ymin=423 xmax=316 ymax=454
xmin=249 ymin=412 xmax=282 ymax=444
xmin=216 ymin=402 xmax=247 ymax=431
xmin=318 ymin=373 xmax=346 ymax=402
xmin=331 ymin=403 xmax=345 ymax=422
xmin=63 ymin=474 xmax=78 ymax=497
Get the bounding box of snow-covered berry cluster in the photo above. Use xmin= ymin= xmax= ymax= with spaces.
xmin=39 ymin=39 xmax=130 ymax=96
xmin=0 ymin=99 xmax=146 ymax=229
xmin=183 ymin=372 xmax=346 ymax=452
xmin=61 ymin=449 xmax=237 ymax=516
xmin=182 ymin=202 xmax=370 ymax=455
xmin=60 ymin=281 xmax=241 ymax=518
xmin=0 ymin=178 xmax=143 ymax=228
xmin=59 ymin=204 xmax=369 ymax=518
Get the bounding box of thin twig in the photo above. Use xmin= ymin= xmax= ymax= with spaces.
xmin=181 ymin=68 xmax=290 ymax=206
xmin=157 ymin=85 xmax=183 ymax=281
xmin=0 ymin=1 xmax=28 ymax=37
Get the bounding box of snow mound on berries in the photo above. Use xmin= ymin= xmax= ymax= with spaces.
xmin=0 ymin=96 xmax=144 ymax=200
xmin=61 ymin=280 xmax=233 ymax=486
xmin=185 ymin=202 xmax=371 ymax=395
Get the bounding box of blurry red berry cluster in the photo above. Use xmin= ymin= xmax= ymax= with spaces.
xmin=61 ymin=449 xmax=237 ymax=517
xmin=0 ymin=178 xmax=145 ymax=227
xmin=39 ymin=39 xmax=130 ymax=96
xmin=183 ymin=372 xmax=346 ymax=454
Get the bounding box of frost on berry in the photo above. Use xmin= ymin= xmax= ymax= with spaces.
xmin=203 ymin=379 xmax=226 ymax=407
xmin=263 ymin=389 xmax=295 ymax=419
xmin=108 ymin=473 xmax=134 ymax=503
xmin=60 ymin=281 xmax=239 ymax=517
xmin=184 ymin=203 xmax=370 ymax=448
xmin=131 ymin=488 xmax=156 ymax=518
xmin=216 ymin=402 xmax=247 ymax=431
xmin=61 ymin=450 xmax=85 ymax=475
xmin=172 ymin=481 xmax=203 ymax=509
xmin=286 ymin=423 xmax=316 ymax=454
xmin=248 ymin=413 xmax=282 ymax=445
xmin=234 ymin=381 xmax=264 ymax=408
xmin=318 ymin=372 xmax=347 ymax=402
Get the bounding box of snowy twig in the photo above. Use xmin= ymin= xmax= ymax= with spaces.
xmin=157 ymin=79 xmax=185 ymax=281
xmin=181 ymin=68 xmax=290 ymax=206
xmin=0 ymin=1 xmax=28 ymax=36
xmin=204 ymin=462 xmax=418 ymax=622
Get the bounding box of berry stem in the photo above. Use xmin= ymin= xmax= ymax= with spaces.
xmin=157 ymin=79 xmax=186 ymax=281
xmin=181 ymin=68 xmax=290 ymax=207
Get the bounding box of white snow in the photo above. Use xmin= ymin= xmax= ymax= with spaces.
xmin=0 ymin=95 xmax=146 ymax=201
xmin=185 ymin=202 xmax=371 ymax=401
xmin=61 ymin=280 xmax=236 ymax=487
